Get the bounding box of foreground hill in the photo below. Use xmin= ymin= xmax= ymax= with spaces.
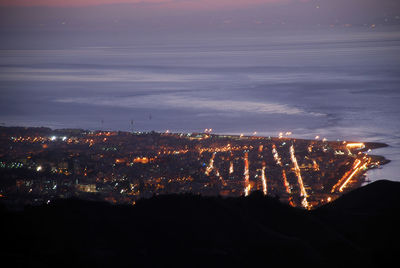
xmin=2 ymin=180 xmax=399 ymax=268
xmin=312 ymin=180 xmax=400 ymax=267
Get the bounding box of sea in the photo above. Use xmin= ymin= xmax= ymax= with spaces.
xmin=1 ymin=27 xmax=399 ymax=182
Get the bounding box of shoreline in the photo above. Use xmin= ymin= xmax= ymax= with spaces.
xmin=0 ymin=125 xmax=391 ymax=209
xmin=0 ymin=125 xmax=392 ymax=146
xmin=1 ymin=125 xmax=391 ymax=170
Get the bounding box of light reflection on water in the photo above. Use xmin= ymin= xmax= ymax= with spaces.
xmin=0 ymin=29 xmax=399 ymax=181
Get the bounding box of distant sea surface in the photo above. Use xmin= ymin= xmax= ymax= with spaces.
xmin=1 ymin=28 xmax=399 ymax=182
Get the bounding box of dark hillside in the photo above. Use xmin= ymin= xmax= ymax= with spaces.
xmin=2 ymin=180 xmax=400 ymax=268
xmin=313 ymin=180 xmax=400 ymax=267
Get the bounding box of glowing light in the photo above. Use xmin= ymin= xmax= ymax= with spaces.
xmin=272 ymin=144 xmax=282 ymax=166
xmin=290 ymin=145 xmax=309 ymax=208
xmin=133 ymin=157 xmax=150 ymax=164
xmin=50 ymin=136 xmax=57 ymax=141
xmin=244 ymin=152 xmax=250 ymax=196
xmin=205 ymin=152 xmax=216 ymax=176
xmin=36 ymin=166 xmax=42 ymax=172
xmin=308 ymin=145 xmax=313 ymax=153
xmin=261 ymin=161 xmax=267 ymax=195
xmin=258 ymin=145 xmax=263 ymax=153
xmin=282 ymin=170 xmax=291 ymax=194
xmin=315 ymin=136 xmax=320 ymax=140
xmin=346 ymin=143 xmax=365 ymax=149
xmin=331 ymin=159 xmax=361 ymax=193
xmin=339 ymin=162 xmax=367 ymax=192
xmin=334 ymin=150 xmax=345 ymax=155
xmin=312 ymin=160 xmax=319 ymax=171
xmin=229 ymin=161 xmax=234 ymax=174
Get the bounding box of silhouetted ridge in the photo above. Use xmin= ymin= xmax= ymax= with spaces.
xmin=317 ymin=180 xmax=400 ymax=213
xmin=3 ymin=182 xmax=400 ymax=268
xmin=314 ymin=180 xmax=400 ymax=267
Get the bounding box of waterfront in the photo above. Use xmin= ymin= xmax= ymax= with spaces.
xmin=0 ymin=127 xmax=389 ymax=209
xmin=1 ymin=29 xmax=399 ymax=182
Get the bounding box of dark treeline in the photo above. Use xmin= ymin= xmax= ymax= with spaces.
xmin=2 ymin=180 xmax=400 ymax=268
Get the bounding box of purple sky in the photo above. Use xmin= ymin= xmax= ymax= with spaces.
xmin=1 ymin=0 xmax=399 ymax=32
xmin=0 ymin=0 xmax=291 ymax=8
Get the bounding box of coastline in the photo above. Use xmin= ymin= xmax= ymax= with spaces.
xmin=0 ymin=125 xmax=391 ymax=209
xmin=1 ymin=124 xmax=391 ymax=173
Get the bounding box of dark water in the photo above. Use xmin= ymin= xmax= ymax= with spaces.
xmin=1 ymin=29 xmax=399 ymax=181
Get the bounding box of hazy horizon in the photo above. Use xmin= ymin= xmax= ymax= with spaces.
xmin=1 ymin=0 xmax=399 ymax=33
xmin=1 ymin=1 xmax=400 ymax=181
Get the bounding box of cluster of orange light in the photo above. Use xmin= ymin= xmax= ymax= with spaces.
xmin=312 ymin=160 xmax=320 ymax=171
xmin=260 ymin=161 xmax=267 ymax=195
xmin=11 ymin=136 xmax=49 ymax=143
xmin=338 ymin=162 xmax=367 ymax=192
xmin=198 ymin=144 xmax=244 ymax=154
xmin=272 ymin=144 xmax=292 ymax=198
xmin=346 ymin=143 xmax=365 ymax=149
xmin=133 ymin=157 xmax=151 ymax=164
xmin=272 ymin=144 xmax=282 ymax=166
xmin=229 ymin=161 xmax=234 ymax=174
xmin=243 ymin=152 xmax=251 ymax=196
xmin=290 ymin=145 xmax=309 ymax=209
xmin=281 ymin=170 xmax=291 ymax=194
xmin=331 ymin=159 xmax=361 ymax=193
xmin=115 ymin=158 xmax=126 ymax=164
xmin=157 ymin=149 xmax=189 ymax=155
xmin=92 ymin=131 xmax=116 ymax=137
xmin=205 ymin=152 xmax=216 ymax=176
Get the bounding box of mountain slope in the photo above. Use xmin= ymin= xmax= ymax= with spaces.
xmin=2 ymin=180 xmax=399 ymax=268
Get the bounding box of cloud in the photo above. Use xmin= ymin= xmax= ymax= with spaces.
xmin=0 ymin=66 xmax=221 ymax=82
xmin=0 ymin=0 xmax=287 ymax=7
xmin=55 ymin=94 xmax=323 ymax=116
xmin=0 ymin=0 xmax=168 ymax=7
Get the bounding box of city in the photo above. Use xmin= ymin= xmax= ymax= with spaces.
xmin=0 ymin=126 xmax=389 ymax=209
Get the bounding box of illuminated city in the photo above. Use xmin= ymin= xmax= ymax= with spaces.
xmin=1 ymin=0 xmax=400 ymax=265
xmin=0 ymin=126 xmax=388 ymax=209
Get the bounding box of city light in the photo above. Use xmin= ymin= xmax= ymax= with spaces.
xmin=1 ymin=127 xmax=386 ymax=209
xmin=346 ymin=143 xmax=365 ymax=149
xmin=261 ymin=162 xmax=267 ymax=195
xmin=290 ymin=145 xmax=309 ymax=209
xmin=243 ymin=152 xmax=250 ymax=196
xmin=205 ymin=152 xmax=216 ymax=176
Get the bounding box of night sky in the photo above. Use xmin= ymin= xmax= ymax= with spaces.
xmin=1 ymin=0 xmax=399 ymax=32
xmin=1 ymin=0 xmax=400 ymax=181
